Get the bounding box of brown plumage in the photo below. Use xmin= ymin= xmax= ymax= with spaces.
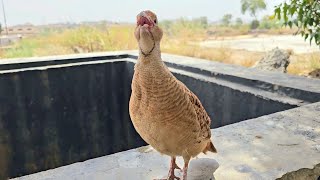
xmin=129 ymin=10 xmax=217 ymax=180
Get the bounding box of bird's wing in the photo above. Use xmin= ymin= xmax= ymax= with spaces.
xmin=188 ymin=90 xmax=211 ymax=140
xmin=181 ymin=84 xmax=212 ymax=141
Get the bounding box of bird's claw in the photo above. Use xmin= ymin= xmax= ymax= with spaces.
xmin=167 ymin=166 xmax=181 ymax=180
xmin=153 ymin=175 xmax=180 ymax=180
xmin=168 ymin=175 xmax=180 ymax=180
xmin=173 ymin=163 xmax=182 ymax=171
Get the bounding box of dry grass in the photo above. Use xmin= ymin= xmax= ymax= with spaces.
xmin=1 ymin=25 xmax=137 ymax=58
xmin=1 ymin=24 xmax=318 ymax=76
xmin=162 ymin=39 xmax=261 ymax=67
xmin=56 ymin=25 xmax=137 ymax=52
xmin=163 ymin=38 xmax=319 ymax=76
xmin=205 ymin=25 xmax=297 ymax=39
xmin=206 ymin=25 xmax=250 ymax=37
xmin=288 ymin=52 xmax=320 ymax=75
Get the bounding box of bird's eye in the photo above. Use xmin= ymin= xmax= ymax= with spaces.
xmin=154 ymin=19 xmax=157 ymax=24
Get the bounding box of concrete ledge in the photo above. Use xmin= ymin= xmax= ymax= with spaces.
xmin=13 ymin=102 xmax=320 ymax=180
xmin=1 ymin=50 xmax=320 ymax=95
xmin=2 ymin=51 xmax=319 ymax=178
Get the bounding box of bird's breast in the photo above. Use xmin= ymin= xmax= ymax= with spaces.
xmin=130 ymin=70 xmax=192 ymax=132
xmin=129 ymin=66 xmax=202 ymax=156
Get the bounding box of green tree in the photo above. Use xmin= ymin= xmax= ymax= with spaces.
xmin=259 ymin=15 xmax=281 ymax=29
xmin=250 ymin=20 xmax=260 ymax=29
xmin=197 ymin=16 xmax=208 ymax=29
xmin=0 ymin=23 xmax=2 ymax=34
xmin=235 ymin=18 xmax=243 ymax=26
xmin=221 ymin=14 xmax=233 ymax=26
xmin=241 ymin=0 xmax=267 ymax=19
xmin=275 ymin=0 xmax=320 ymax=46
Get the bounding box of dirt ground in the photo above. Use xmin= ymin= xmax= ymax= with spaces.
xmin=199 ymin=35 xmax=319 ymax=54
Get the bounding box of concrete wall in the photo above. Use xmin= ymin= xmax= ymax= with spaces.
xmin=0 ymin=53 xmax=319 ymax=179
xmin=175 ymin=73 xmax=296 ymax=127
xmin=0 ymin=61 xmax=144 ymax=178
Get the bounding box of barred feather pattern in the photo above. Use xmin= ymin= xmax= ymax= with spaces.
xmin=129 ymin=56 xmax=214 ymax=158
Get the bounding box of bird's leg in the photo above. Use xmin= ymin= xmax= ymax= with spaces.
xmin=166 ymin=157 xmax=181 ymax=180
xmin=167 ymin=157 xmax=181 ymax=179
xmin=182 ymin=157 xmax=190 ymax=180
xmin=154 ymin=157 xmax=181 ymax=180
xmin=170 ymin=157 xmax=182 ymax=171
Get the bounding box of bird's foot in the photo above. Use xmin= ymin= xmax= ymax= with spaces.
xmin=170 ymin=157 xmax=182 ymax=172
xmin=171 ymin=161 xmax=182 ymax=171
xmin=153 ymin=174 xmax=180 ymax=180
xmin=167 ymin=167 xmax=181 ymax=180
xmin=153 ymin=165 xmax=181 ymax=180
xmin=154 ymin=157 xmax=182 ymax=180
xmin=168 ymin=174 xmax=181 ymax=180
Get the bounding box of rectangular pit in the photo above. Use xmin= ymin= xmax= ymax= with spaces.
xmin=0 ymin=52 xmax=319 ymax=179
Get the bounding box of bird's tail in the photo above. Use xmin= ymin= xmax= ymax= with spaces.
xmin=203 ymin=141 xmax=217 ymax=154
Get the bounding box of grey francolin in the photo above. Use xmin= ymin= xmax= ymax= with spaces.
xmin=129 ymin=10 xmax=217 ymax=180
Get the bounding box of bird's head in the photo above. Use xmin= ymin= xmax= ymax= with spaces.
xmin=135 ymin=10 xmax=163 ymax=57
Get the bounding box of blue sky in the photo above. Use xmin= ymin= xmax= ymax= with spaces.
xmin=2 ymin=0 xmax=283 ymax=26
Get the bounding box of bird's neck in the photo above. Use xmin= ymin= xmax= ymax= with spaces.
xmin=138 ymin=42 xmax=162 ymax=63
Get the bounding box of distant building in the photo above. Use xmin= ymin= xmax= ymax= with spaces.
xmin=6 ymin=23 xmax=38 ymax=36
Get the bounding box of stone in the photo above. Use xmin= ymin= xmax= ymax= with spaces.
xmin=308 ymin=69 xmax=320 ymax=79
xmin=277 ymin=163 xmax=320 ymax=180
xmin=72 ymin=46 xmax=88 ymax=53
xmin=253 ymin=47 xmax=291 ymax=73
xmin=187 ymin=158 xmax=219 ymax=180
